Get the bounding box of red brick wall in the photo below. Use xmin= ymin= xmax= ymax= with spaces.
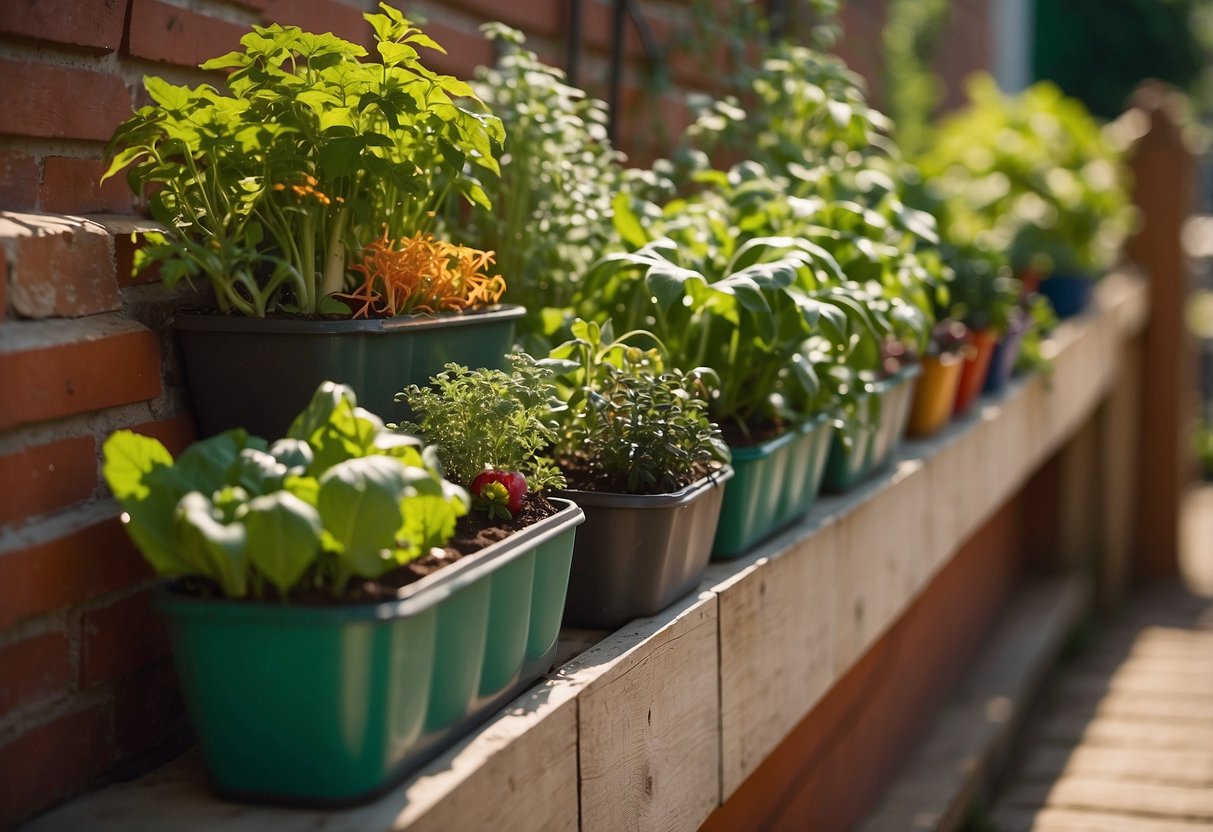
xmin=0 ymin=1 xmax=993 ymax=826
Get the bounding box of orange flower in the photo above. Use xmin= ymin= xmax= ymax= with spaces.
xmin=334 ymin=230 xmax=507 ymax=318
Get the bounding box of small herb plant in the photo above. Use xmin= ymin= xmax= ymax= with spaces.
xmin=103 ymin=4 xmax=504 ymax=317
xmin=547 ymin=319 xmax=731 ymax=494
xmin=102 ymin=382 xmax=469 ymax=600
xmin=445 ymin=24 xmax=623 ymax=341
xmin=397 ymin=357 xmax=566 ymax=516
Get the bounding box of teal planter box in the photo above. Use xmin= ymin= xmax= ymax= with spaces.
xmin=157 ymin=499 xmax=582 ymax=807
xmin=175 ymin=305 xmax=525 ymax=438
xmin=711 ymin=413 xmax=833 ymax=560
xmin=823 ymin=365 xmax=920 ymax=492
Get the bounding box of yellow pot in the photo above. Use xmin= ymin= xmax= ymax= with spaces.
xmin=908 ymin=351 xmax=967 ymax=437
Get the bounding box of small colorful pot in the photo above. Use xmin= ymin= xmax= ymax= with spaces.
xmin=1039 ymin=273 xmax=1094 ymax=319
xmin=953 ymin=328 xmax=998 ymax=415
xmin=984 ymin=321 xmax=1028 ymax=394
xmin=908 ymin=351 xmax=966 ymax=437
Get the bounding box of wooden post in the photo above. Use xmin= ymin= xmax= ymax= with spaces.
xmin=1124 ymin=81 xmax=1199 ymax=581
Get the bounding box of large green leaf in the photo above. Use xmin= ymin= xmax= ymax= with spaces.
xmin=316 ymin=455 xmax=409 ymax=579
xmin=102 ymin=431 xmax=193 ymax=577
xmin=241 ymin=492 xmax=321 ymax=597
xmin=175 ymin=492 xmax=249 ymax=597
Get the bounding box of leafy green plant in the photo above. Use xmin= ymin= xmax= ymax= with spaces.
xmin=546 ymin=319 xmax=730 ymax=493
xmin=102 ymin=382 xmax=469 ymax=600
xmin=917 ymin=74 xmax=1136 ymax=277
xmin=397 ymin=356 xmax=566 ymax=492
xmin=445 ymin=25 xmax=623 ymax=340
xmin=577 ymin=175 xmax=874 ymax=439
xmin=103 ymin=4 xmax=504 ymax=317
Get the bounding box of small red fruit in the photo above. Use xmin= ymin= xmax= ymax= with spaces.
xmin=471 ymin=469 xmax=528 ymax=516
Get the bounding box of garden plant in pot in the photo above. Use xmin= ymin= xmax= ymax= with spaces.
xmin=917 ymin=74 xmax=1135 ymax=320
xmin=101 ymin=381 xmax=583 ymax=806
xmin=442 ymin=25 xmax=624 ymax=348
xmin=544 ymin=319 xmax=734 ymax=628
xmin=102 ymin=5 xmax=522 ymax=438
xmin=939 ymin=242 xmax=1020 ymax=413
xmin=908 ymin=319 xmax=971 ymax=437
xmin=578 ymin=173 xmax=864 ymax=559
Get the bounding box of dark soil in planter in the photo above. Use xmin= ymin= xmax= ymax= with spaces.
xmin=172 ymin=492 xmax=560 ymax=604
xmin=555 ymin=457 xmax=717 ymax=495
xmin=719 ymin=420 xmax=791 ymax=449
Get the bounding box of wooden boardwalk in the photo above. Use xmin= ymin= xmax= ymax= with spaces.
xmin=988 ymin=584 xmax=1213 ymax=831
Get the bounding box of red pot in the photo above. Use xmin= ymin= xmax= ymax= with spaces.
xmin=953 ymin=328 xmax=999 ymax=415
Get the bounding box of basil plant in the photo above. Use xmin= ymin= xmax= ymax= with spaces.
xmin=103 ymin=4 xmax=504 ymax=317
xmin=103 ymin=383 xmax=468 ymax=600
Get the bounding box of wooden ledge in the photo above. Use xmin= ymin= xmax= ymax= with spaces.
xmin=28 ymin=272 xmax=1149 ymax=832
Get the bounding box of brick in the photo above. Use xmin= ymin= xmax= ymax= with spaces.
xmin=126 ymin=0 xmax=248 ymax=68
xmin=0 ymin=59 xmax=130 ymax=142
xmin=0 ymin=0 xmax=126 ymax=52
xmin=114 ymin=230 xmax=161 ymax=287
xmin=445 ymin=0 xmax=563 ymax=38
xmin=0 ymin=629 xmax=72 ymax=718
xmin=0 ymin=318 xmax=162 ymax=430
xmin=422 ymin=20 xmax=493 ymax=80
xmin=81 ymin=590 xmax=169 ymax=687
xmin=39 ymin=157 xmax=134 ymax=215
xmin=0 ymin=148 xmax=40 ymax=210
xmin=5 ymin=212 xmax=119 ymax=318
xmin=0 ymin=702 xmax=115 ymax=829
xmin=0 ymin=514 xmax=152 ymax=628
xmin=0 ymin=436 xmax=97 ymax=528
xmin=259 ymin=0 xmax=374 ymax=47
xmin=130 ymin=413 xmax=197 ymax=456
xmin=111 ymin=658 xmax=186 ymax=759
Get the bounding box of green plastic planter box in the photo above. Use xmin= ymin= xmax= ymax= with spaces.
xmin=175 ymin=305 xmax=525 ymax=438
xmin=823 ymin=364 xmax=920 ymax=492
xmin=156 ymin=499 xmax=582 ymax=807
xmin=555 ymin=465 xmax=734 ymax=629
xmin=711 ymin=413 xmax=833 ymax=560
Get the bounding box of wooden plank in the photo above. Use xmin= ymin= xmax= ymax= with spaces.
xmin=989 ymin=806 xmax=1213 ymax=832
xmin=26 ymin=681 xmax=580 ymax=832
xmin=1054 ymin=688 xmax=1213 ymax=723
xmin=857 ymin=578 xmax=1089 ymax=832
xmin=1039 ymin=714 xmax=1213 ymax=751
xmin=1000 ymin=777 xmax=1213 ymax=822
xmin=573 ymin=594 xmax=721 ymax=832
xmin=716 ymin=521 xmax=837 ymax=797
xmin=1019 ymin=745 xmax=1213 ymax=788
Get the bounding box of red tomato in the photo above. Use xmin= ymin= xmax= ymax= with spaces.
xmin=470 ymin=469 xmax=528 ymax=515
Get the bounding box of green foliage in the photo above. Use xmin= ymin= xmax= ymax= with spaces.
xmin=578 ymin=166 xmax=882 ymax=436
xmin=445 ymin=25 xmax=623 ymax=342
xmin=397 ymin=357 xmax=566 ymax=491
xmin=102 ymin=382 xmax=469 ymax=600
xmin=883 ymin=0 xmax=950 ymax=155
xmin=683 ymin=43 xmax=893 ymax=175
xmin=547 ymin=319 xmax=730 ymax=494
xmin=103 ymin=4 xmax=503 ymax=317
xmin=917 ymin=74 xmax=1136 ymax=276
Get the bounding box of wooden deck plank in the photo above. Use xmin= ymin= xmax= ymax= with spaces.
xmin=1018 ymin=745 xmax=1213 ymax=788
xmin=1000 ymin=777 xmax=1213 ymax=823
xmin=989 ymin=806 xmax=1213 ymax=832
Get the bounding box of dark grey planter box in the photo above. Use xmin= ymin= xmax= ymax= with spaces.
xmin=553 ymin=465 xmax=734 ymax=629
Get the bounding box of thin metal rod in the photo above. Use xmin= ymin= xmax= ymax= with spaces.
xmin=567 ymin=0 xmax=583 ymax=87
xmin=607 ymin=0 xmax=627 ymax=142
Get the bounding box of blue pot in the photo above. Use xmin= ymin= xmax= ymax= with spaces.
xmin=984 ymin=322 xmax=1028 ymax=394
xmin=1039 ymin=274 xmax=1094 ymax=319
